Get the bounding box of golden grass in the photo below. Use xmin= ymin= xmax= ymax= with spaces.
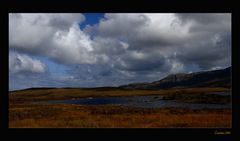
xmin=9 ymin=87 xmax=231 ymax=128
xmin=9 ymin=104 xmax=231 ymax=128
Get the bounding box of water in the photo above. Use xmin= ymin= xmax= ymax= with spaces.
xmin=46 ymin=95 xmax=231 ymax=109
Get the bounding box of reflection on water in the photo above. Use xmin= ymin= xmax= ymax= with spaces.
xmin=46 ymin=94 xmax=231 ymax=109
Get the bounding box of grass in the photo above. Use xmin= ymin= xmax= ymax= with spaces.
xmin=9 ymin=104 xmax=231 ymax=128
xmin=9 ymin=87 xmax=232 ymax=128
xmin=162 ymin=93 xmax=230 ymax=104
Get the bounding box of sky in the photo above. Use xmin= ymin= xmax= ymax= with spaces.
xmin=9 ymin=13 xmax=231 ymax=91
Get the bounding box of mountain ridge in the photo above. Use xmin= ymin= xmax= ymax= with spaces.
xmin=120 ymin=66 xmax=231 ymax=89
xmin=10 ymin=67 xmax=231 ymax=92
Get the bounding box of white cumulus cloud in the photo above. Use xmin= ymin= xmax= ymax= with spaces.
xmin=9 ymin=52 xmax=46 ymax=73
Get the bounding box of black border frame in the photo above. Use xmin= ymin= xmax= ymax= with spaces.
xmin=1 ymin=0 xmax=240 ymax=139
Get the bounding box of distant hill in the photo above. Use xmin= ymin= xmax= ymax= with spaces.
xmin=120 ymin=67 xmax=231 ymax=89
xmin=10 ymin=67 xmax=231 ymax=92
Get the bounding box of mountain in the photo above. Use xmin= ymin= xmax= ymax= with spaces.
xmin=120 ymin=67 xmax=231 ymax=89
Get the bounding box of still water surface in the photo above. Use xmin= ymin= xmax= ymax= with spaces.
xmin=46 ymin=95 xmax=231 ymax=109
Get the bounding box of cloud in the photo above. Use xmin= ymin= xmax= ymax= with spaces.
xmin=9 ymin=13 xmax=231 ymax=90
xmin=50 ymin=24 xmax=98 ymax=64
xmin=9 ymin=13 xmax=84 ymax=48
xmin=175 ymin=13 xmax=231 ymax=27
xmin=9 ymin=13 xmax=98 ymax=64
xmin=10 ymin=13 xmax=231 ymax=72
xmin=9 ymin=52 xmax=46 ymax=73
xmin=114 ymin=51 xmax=170 ymax=72
xmin=87 ymin=13 xmax=231 ymax=71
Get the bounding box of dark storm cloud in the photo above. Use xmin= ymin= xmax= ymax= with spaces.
xmin=175 ymin=13 xmax=231 ymax=33
xmin=96 ymin=14 xmax=150 ymax=38
xmin=175 ymin=13 xmax=230 ymax=25
xmin=91 ymin=37 xmax=128 ymax=55
xmin=88 ymin=13 xmax=231 ymax=72
xmin=176 ymin=40 xmax=231 ymax=69
xmin=114 ymin=51 xmax=170 ymax=72
xmin=171 ymin=14 xmax=231 ymax=69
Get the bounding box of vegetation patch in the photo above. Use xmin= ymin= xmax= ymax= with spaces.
xmin=162 ymin=93 xmax=230 ymax=104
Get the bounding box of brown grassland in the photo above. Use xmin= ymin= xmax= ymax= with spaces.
xmin=9 ymin=87 xmax=231 ymax=128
